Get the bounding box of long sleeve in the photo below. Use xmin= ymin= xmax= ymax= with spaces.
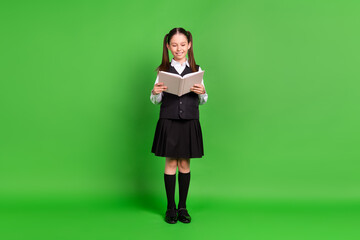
xmin=198 ymin=66 xmax=208 ymax=105
xmin=150 ymin=74 xmax=163 ymax=104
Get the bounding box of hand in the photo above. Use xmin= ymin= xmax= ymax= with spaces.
xmin=190 ymin=84 xmax=205 ymax=95
xmin=152 ymin=82 xmax=167 ymax=95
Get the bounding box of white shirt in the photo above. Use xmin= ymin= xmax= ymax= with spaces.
xmin=150 ymin=58 xmax=208 ymax=105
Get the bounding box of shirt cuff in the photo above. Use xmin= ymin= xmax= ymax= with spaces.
xmin=150 ymin=91 xmax=162 ymax=104
xmin=198 ymin=91 xmax=208 ymax=105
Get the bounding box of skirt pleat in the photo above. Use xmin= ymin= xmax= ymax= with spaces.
xmin=151 ymin=118 xmax=204 ymax=158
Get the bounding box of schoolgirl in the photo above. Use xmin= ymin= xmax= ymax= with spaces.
xmin=150 ymin=27 xmax=208 ymax=224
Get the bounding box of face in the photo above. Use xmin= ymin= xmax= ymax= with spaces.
xmin=167 ymin=33 xmax=191 ymax=62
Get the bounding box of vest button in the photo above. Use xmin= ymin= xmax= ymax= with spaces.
xmin=179 ymin=110 xmax=183 ymax=113
xmin=180 ymin=101 xmax=182 ymax=104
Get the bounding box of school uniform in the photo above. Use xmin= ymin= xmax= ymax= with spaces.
xmin=150 ymin=58 xmax=208 ymax=158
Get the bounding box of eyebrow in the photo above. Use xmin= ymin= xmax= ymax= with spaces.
xmin=171 ymin=42 xmax=187 ymax=44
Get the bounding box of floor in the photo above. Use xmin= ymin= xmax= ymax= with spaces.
xmin=1 ymin=196 xmax=359 ymax=240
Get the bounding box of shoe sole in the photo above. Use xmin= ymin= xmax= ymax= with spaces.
xmin=165 ymin=220 xmax=177 ymax=224
xmin=178 ymin=219 xmax=191 ymax=223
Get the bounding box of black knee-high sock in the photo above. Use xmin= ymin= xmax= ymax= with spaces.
xmin=178 ymin=171 xmax=190 ymax=209
xmin=164 ymin=173 xmax=176 ymax=210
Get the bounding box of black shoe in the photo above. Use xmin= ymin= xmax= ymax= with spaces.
xmin=177 ymin=208 xmax=191 ymax=223
xmin=164 ymin=208 xmax=177 ymax=224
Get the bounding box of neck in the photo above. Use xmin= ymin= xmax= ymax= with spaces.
xmin=174 ymin=57 xmax=187 ymax=65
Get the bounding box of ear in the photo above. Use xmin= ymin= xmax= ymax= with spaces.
xmin=166 ymin=43 xmax=170 ymax=50
xmin=188 ymin=41 xmax=192 ymax=49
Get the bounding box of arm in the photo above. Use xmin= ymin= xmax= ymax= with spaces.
xmin=150 ymin=74 xmax=164 ymax=104
xmin=198 ymin=66 xmax=208 ymax=105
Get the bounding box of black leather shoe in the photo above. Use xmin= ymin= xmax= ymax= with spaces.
xmin=164 ymin=208 xmax=177 ymax=224
xmin=177 ymin=208 xmax=191 ymax=223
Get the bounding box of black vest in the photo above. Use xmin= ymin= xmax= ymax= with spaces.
xmin=159 ymin=64 xmax=200 ymax=119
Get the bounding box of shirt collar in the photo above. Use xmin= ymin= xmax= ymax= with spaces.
xmin=171 ymin=58 xmax=189 ymax=68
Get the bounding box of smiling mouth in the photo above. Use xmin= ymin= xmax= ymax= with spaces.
xmin=176 ymin=52 xmax=183 ymax=55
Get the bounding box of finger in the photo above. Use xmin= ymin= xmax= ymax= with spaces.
xmin=156 ymin=82 xmax=164 ymax=86
xmin=192 ymin=89 xmax=201 ymax=94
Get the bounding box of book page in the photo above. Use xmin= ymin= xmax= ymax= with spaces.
xmin=158 ymin=70 xmax=205 ymax=96
xmin=158 ymin=71 xmax=182 ymax=96
xmin=181 ymin=71 xmax=204 ymax=96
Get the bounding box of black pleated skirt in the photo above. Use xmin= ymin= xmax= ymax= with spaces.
xmin=151 ymin=118 xmax=204 ymax=158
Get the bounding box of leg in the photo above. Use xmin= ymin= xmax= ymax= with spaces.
xmin=164 ymin=157 xmax=178 ymax=223
xmin=164 ymin=157 xmax=178 ymax=209
xmin=177 ymin=158 xmax=190 ymax=209
xmin=177 ymin=157 xmax=192 ymax=223
xmin=165 ymin=157 xmax=178 ymax=174
xmin=177 ymin=157 xmax=190 ymax=173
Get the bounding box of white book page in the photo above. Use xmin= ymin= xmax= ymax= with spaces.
xmin=158 ymin=70 xmax=205 ymax=96
xmin=182 ymin=71 xmax=204 ymax=95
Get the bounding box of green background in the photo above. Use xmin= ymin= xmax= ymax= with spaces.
xmin=1 ymin=0 xmax=359 ymax=239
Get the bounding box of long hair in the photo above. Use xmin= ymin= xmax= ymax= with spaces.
xmin=155 ymin=27 xmax=198 ymax=73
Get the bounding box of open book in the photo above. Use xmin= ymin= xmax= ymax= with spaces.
xmin=158 ymin=70 xmax=205 ymax=97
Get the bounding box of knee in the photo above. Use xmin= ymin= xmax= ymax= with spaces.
xmin=178 ymin=158 xmax=190 ymax=172
xmin=168 ymin=160 xmax=178 ymax=169
xmin=165 ymin=158 xmax=178 ymax=172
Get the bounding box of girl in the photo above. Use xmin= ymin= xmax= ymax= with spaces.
xmin=150 ymin=27 xmax=208 ymax=224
